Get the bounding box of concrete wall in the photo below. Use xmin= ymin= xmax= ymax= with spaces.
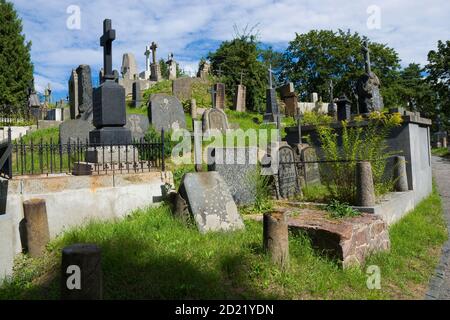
xmin=0 ymin=171 xmax=172 ymax=282
xmin=0 ymin=126 xmax=35 ymax=142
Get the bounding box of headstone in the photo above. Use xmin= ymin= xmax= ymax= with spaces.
xmin=76 ymin=65 xmax=93 ymax=119
xmin=337 ymin=95 xmax=351 ymax=121
xmin=178 ymin=172 xmax=245 ymax=233
xmin=311 ymin=92 xmax=319 ymax=103
xmin=197 ymin=60 xmax=210 ymax=79
xmin=202 ymin=108 xmax=228 ymax=132
xmin=150 ymin=41 xmax=161 ymax=81
xmin=277 ymin=145 xmax=300 ymax=199
xmin=213 ymin=83 xmax=225 ymax=109
xmin=89 ymin=19 xmax=131 ymax=146
xmin=125 ymin=114 xmax=149 ymax=140
xmin=263 ymin=88 xmax=279 ymax=123
xmin=148 ymin=93 xmax=186 ymax=131
xmin=167 ymin=53 xmax=177 ymax=80
xmin=356 ymin=38 xmax=384 ymax=113
xmin=59 ymin=119 xmax=95 ymax=144
xmin=68 ymin=69 xmax=79 ymax=119
xmin=233 ymin=84 xmax=246 ymax=112
xmin=207 ymin=147 xmax=258 ymax=205
xmin=173 ymin=77 xmax=205 ymax=101
xmin=132 ymin=81 xmax=143 ymax=107
xmin=121 ymin=53 xmax=138 ymax=80
xmin=300 ymin=145 xmax=321 ymax=185
xmin=140 ymin=45 xmax=152 ymax=80
xmin=278 ymin=82 xmax=297 ymax=116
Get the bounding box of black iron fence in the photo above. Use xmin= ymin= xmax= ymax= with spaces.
xmin=0 ymin=128 xmax=166 ymax=178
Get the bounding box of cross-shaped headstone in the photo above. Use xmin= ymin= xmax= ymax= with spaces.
xmin=209 ymin=86 xmax=217 ymax=109
xmin=268 ymin=64 xmax=274 ymax=89
xmin=100 ymin=19 xmax=116 ymax=80
xmin=362 ymin=37 xmax=371 ymax=74
xmin=144 ymin=45 xmax=151 ymax=71
xmin=150 ymin=41 xmax=158 ymax=64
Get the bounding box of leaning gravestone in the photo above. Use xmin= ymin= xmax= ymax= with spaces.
xmin=178 ymin=172 xmax=245 ymax=233
xmin=76 ymin=64 xmax=93 ymax=118
xmin=207 ymin=147 xmax=258 ymax=205
xmin=125 ymin=114 xmax=149 ymax=140
xmin=277 ymin=145 xmax=300 ymax=199
xmin=148 ymin=94 xmax=186 ymax=131
xmin=202 ymin=108 xmax=229 ymax=132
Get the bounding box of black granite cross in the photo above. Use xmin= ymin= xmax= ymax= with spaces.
xmin=100 ymin=19 xmax=116 ymax=80
xmin=209 ymin=86 xmax=217 ymax=108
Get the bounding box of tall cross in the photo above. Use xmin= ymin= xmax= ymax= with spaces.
xmin=209 ymin=86 xmax=217 ymax=108
xmin=100 ymin=19 xmax=116 ymax=80
xmin=239 ymin=70 xmax=245 ymax=85
xmin=144 ymin=45 xmax=151 ymax=71
xmin=362 ymin=37 xmax=371 ymax=74
xmin=268 ymin=64 xmax=274 ymax=89
xmin=150 ymin=41 xmax=158 ymax=64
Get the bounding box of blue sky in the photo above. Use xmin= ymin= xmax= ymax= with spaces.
xmin=11 ymin=0 xmax=450 ymax=102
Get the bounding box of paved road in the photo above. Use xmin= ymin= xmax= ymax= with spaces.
xmin=426 ymin=156 xmax=450 ymax=300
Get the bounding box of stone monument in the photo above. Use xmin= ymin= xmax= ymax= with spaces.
xmin=68 ymin=69 xmax=79 ymax=119
xmin=148 ymin=94 xmax=186 ymax=131
xmin=263 ymin=65 xmax=279 ymax=123
xmin=139 ymin=45 xmax=152 ymax=80
xmin=356 ymin=37 xmax=384 ymax=114
xmin=76 ymin=64 xmax=93 ymax=120
xmin=327 ymin=80 xmax=337 ymax=119
xmin=150 ymin=41 xmax=162 ymax=81
xmin=89 ymin=19 xmax=131 ymax=146
xmin=167 ymin=52 xmax=177 ymax=80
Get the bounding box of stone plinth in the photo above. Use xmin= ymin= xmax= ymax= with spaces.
xmin=85 ymin=146 xmax=139 ymax=164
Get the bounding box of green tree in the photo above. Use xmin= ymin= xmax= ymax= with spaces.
xmin=0 ymin=0 xmax=33 ymax=107
xmin=280 ymin=30 xmax=401 ymax=111
xmin=207 ymin=31 xmax=267 ymax=112
xmin=424 ymin=40 xmax=450 ymax=130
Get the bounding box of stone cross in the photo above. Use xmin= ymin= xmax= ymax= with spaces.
xmin=239 ymin=70 xmax=245 ymax=85
xmin=100 ymin=19 xmax=116 ymax=80
xmin=362 ymin=37 xmax=371 ymax=74
xmin=150 ymin=41 xmax=158 ymax=64
xmin=209 ymin=86 xmax=217 ymax=109
xmin=144 ymin=45 xmax=151 ymax=71
xmin=268 ymin=64 xmax=274 ymax=89
xmin=295 ymin=106 xmax=302 ymax=144
xmin=216 ymin=66 xmax=223 ymax=77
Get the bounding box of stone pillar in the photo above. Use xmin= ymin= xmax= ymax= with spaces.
xmin=61 ymin=244 xmax=102 ymax=300
xmin=337 ymin=96 xmax=351 ymax=122
xmin=393 ymin=156 xmax=408 ymax=192
xmin=191 ymin=98 xmax=197 ymax=120
xmin=214 ymin=83 xmax=225 ymax=109
xmin=23 ymin=199 xmax=50 ymax=258
xmin=356 ymin=161 xmax=375 ymax=206
xmin=443 ymin=136 xmax=448 ymax=148
xmin=68 ymin=69 xmax=79 ymax=119
xmin=233 ymin=84 xmax=246 ymax=112
xmin=263 ymin=211 xmax=289 ymax=269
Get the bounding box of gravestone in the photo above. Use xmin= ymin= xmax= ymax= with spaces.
xmin=213 ymin=83 xmax=225 ymax=109
xmin=197 ymin=60 xmax=210 ymax=79
xmin=202 ymin=108 xmax=228 ymax=132
xmin=337 ymin=95 xmax=351 ymax=121
xmin=207 ymin=147 xmax=258 ymax=205
xmin=178 ymin=172 xmax=245 ymax=233
xmin=125 ymin=114 xmax=149 ymax=140
xmin=233 ymin=84 xmax=246 ymax=112
xmin=76 ymin=65 xmax=93 ymax=119
xmin=121 ymin=53 xmax=138 ymax=80
xmin=300 ymin=145 xmax=321 ymax=185
xmin=278 ymin=82 xmax=297 ymax=116
xmin=263 ymin=88 xmax=279 ymax=123
xmin=173 ymin=77 xmax=205 ymax=100
xmin=68 ymin=69 xmax=79 ymax=119
xmin=139 ymin=45 xmax=152 ymax=80
xmin=167 ymin=53 xmax=177 ymax=80
xmin=356 ymin=38 xmax=384 ymax=113
xmin=277 ymin=145 xmax=300 ymax=199
xmin=132 ymin=81 xmax=143 ymax=107
xmin=89 ymin=19 xmax=131 ymax=146
xmin=59 ymin=119 xmax=95 ymax=144
xmin=148 ymin=94 xmax=186 ymax=131
xmin=150 ymin=42 xmax=162 ymax=81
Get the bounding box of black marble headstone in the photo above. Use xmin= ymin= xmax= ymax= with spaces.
xmin=337 ymin=96 xmax=351 ymax=121
xmin=263 ymin=88 xmax=279 ymax=123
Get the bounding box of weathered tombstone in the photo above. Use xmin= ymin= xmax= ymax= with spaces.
xmin=178 ymin=172 xmax=245 ymax=233
xmin=132 ymin=81 xmax=143 ymax=107
xmin=263 ymin=65 xmax=279 ymax=123
xmin=279 ymin=82 xmax=297 ymax=117
xmin=76 ymin=65 xmax=93 ymax=119
xmin=89 ymin=19 xmax=131 ymax=145
xmin=125 ymin=114 xmax=149 ymax=140
xmin=213 ymin=83 xmax=225 ymax=109
xmin=357 ymin=38 xmax=384 ymax=113
xmin=61 ymin=244 xmax=102 ymax=300
xmin=298 ymin=145 xmax=321 ymax=186
xmin=59 ymin=119 xmax=95 ymax=144
xmin=148 ymin=94 xmax=186 ymax=131
xmin=68 ymin=69 xmax=79 ymax=119
xmin=150 ymin=41 xmax=161 ymax=81
xmin=233 ymin=84 xmax=246 ymax=112
xmin=277 ymin=145 xmax=300 ymax=199
xmin=207 ymin=147 xmax=258 ymax=205
xmin=202 ymin=108 xmax=229 ymax=132
xmin=337 ymin=95 xmax=351 ymax=121
xmin=263 ymin=210 xmax=289 ymax=269
xmin=121 ymin=53 xmax=138 ymax=80
xmin=197 ymin=60 xmax=210 ymax=79
xmin=167 ymin=53 xmax=177 ymax=80
xmin=23 ymin=199 xmax=50 ymax=258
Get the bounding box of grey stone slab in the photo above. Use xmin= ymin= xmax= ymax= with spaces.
xmin=148 ymin=94 xmax=186 ymax=131
xmin=207 ymin=147 xmax=258 ymax=205
xmin=125 ymin=114 xmax=149 ymax=141
xmin=202 ymin=108 xmax=228 ymax=132
xmin=59 ymin=119 xmax=95 ymax=144
xmin=277 ymin=145 xmax=300 ymax=199
xmin=214 ymin=83 xmax=225 ymax=109
xmin=178 ymin=172 xmax=245 ymax=233
xmin=76 ymin=65 xmax=93 ymax=117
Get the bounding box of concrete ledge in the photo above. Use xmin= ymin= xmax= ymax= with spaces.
xmin=0 ymin=214 xmax=14 ymax=283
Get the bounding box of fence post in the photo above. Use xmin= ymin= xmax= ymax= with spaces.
xmin=161 ymin=129 xmax=165 ymax=172
xmin=356 ymin=161 xmax=375 ymax=207
xmin=7 ymin=127 xmax=12 ymax=178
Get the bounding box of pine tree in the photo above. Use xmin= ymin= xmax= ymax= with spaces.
xmin=0 ymin=0 xmax=34 ymax=108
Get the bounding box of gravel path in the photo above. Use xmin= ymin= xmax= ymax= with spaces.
xmin=426 ymin=156 xmax=450 ymax=300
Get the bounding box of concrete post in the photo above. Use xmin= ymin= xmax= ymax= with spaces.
xmin=356 ymin=161 xmax=375 ymax=207
xmin=23 ymin=199 xmax=50 ymax=257
xmin=191 ymin=98 xmax=197 ymax=120
xmin=393 ymin=156 xmax=409 ymax=192
xmin=61 ymin=244 xmax=102 ymax=300
xmin=263 ymin=211 xmax=289 ymax=269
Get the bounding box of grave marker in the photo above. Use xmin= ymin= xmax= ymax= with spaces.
xmin=148 ymin=94 xmax=186 ymax=131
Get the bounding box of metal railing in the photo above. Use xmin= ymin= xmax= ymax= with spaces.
xmin=0 ymin=105 xmax=35 ymax=127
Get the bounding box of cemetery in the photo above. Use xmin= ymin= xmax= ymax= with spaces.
xmin=0 ymin=0 xmax=449 ymax=302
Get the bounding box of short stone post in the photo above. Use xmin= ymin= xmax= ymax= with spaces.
xmin=356 ymin=161 xmax=375 ymax=207
xmin=191 ymin=98 xmax=197 ymax=120
xmin=263 ymin=211 xmax=289 ymax=269
xmin=393 ymin=156 xmax=408 ymax=192
xmin=61 ymin=244 xmax=102 ymax=300
xmin=23 ymin=199 xmax=50 ymax=257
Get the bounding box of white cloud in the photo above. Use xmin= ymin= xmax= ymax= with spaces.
xmin=10 ymin=0 xmax=450 ymax=98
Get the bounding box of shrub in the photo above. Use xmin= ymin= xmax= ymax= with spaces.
xmin=326 ymin=200 xmax=361 ymax=219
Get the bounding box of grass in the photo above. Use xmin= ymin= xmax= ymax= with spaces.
xmin=0 ymin=184 xmax=446 ymax=300
xmin=431 ymin=147 xmax=449 ymax=158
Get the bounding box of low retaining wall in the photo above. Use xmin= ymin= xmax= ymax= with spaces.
xmin=0 ymin=171 xmax=172 ymax=282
